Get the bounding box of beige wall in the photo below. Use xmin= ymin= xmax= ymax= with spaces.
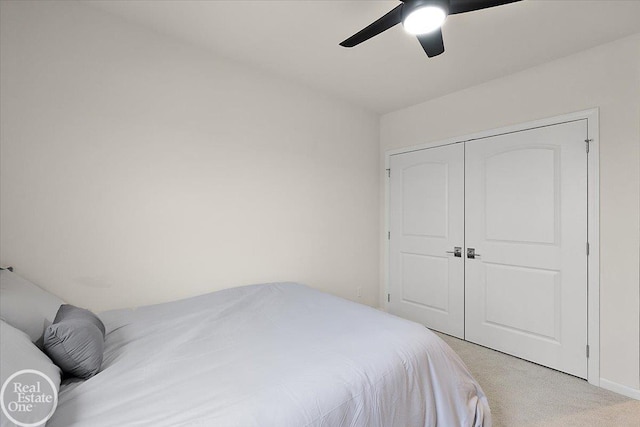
xmin=0 ymin=1 xmax=380 ymax=311
xmin=380 ymin=34 xmax=640 ymax=392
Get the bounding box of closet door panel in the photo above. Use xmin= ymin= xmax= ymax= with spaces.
xmin=389 ymin=143 xmax=465 ymax=338
xmin=465 ymin=120 xmax=588 ymax=378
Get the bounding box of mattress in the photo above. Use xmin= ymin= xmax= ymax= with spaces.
xmin=48 ymin=283 xmax=490 ymax=426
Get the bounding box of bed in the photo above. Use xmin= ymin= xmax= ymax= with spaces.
xmin=45 ymin=282 xmax=490 ymax=426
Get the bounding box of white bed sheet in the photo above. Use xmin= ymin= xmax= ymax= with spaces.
xmin=49 ymin=283 xmax=490 ymax=426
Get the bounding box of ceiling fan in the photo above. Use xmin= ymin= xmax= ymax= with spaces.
xmin=340 ymin=0 xmax=522 ymax=58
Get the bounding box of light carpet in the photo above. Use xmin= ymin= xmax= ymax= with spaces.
xmin=436 ymin=332 xmax=640 ymax=427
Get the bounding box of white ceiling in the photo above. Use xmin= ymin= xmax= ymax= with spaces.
xmin=90 ymin=0 xmax=640 ymax=114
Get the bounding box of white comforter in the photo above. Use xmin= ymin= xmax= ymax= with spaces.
xmin=49 ymin=283 xmax=490 ymax=426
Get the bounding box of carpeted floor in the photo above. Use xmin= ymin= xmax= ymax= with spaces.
xmin=436 ymin=332 xmax=640 ymax=427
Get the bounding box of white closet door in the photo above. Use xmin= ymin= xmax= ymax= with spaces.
xmin=465 ymin=120 xmax=588 ymax=378
xmin=389 ymin=143 xmax=465 ymax=338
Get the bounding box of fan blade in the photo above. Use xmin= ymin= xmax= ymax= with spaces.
xmin=417 ymin=29 xmax=445 ymax=58
xmin=449 ymin=0 xmax=521 ymax=15
xmin=340 ymin=4 xmax=404 ymax=47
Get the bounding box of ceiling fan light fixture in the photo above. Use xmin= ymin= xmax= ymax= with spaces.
xmin=403 ymin=5 xmax=447 ymax=35
xmin=339 ymin=0 xmax=522 ymax=58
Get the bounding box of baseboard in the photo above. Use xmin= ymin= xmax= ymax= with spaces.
xmin=600 ymin=378 xmax=640 ymax=400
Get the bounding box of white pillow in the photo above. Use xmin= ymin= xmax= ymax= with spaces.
xmin=0 ymin=270 xmax=64 ymax=343
xmin=0 ymin=320 xmax=61 ymax=426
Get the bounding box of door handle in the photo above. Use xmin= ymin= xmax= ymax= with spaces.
xmin=446 ymin=247 xmax=462 ymax=257
xmin=467 ymin=248 xmax=481 ymax=259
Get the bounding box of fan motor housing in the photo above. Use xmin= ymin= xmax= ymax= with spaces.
xmin=402 ymin=0 xmax=450 ymax=21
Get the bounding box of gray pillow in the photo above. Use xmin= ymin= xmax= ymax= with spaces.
xmin=43 ymin=305 xmax=105 ymax=379
xmin=1 ymin=320 xmax=61 ymax=426
xmin=0 ymin=269 xmax=64 ymax=343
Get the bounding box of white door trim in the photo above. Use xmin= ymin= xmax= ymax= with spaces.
xmin=384 ymin=108 xmax=600 ymax=385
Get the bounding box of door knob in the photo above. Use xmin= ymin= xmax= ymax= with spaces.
xmin=446 ymin=247 xmax=462 ymax=257
xmin=467 ymin=248 xmax=481 ymax=259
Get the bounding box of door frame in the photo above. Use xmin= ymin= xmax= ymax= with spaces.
xmin=383 ymin=108 xmax=600 ymax=385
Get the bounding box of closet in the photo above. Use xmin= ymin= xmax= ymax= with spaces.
xmin=388 ymin=119 xmax=588 ymax=378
